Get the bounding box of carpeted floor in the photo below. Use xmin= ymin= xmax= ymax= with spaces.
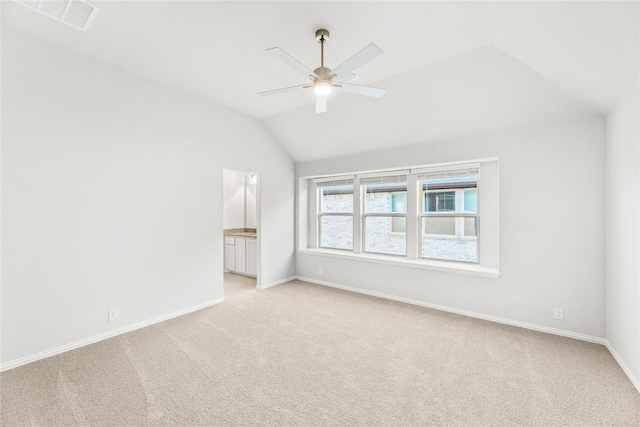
xmin=1 ymin=280 xmax=639 ymax=426
xmin=224 ymin=272 xmax=257 ymax=300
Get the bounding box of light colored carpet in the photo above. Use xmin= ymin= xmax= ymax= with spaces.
xmin=224 ymin=272 xmax=257 ymax=300
xmin=1 ymin=280 xmax=639 ymax=426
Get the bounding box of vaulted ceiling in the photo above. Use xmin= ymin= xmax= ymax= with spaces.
xmin=3 ymin=1 xmax=639 ymax=161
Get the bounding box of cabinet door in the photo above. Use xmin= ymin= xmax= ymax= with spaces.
xmin=235 ymin=237 xmax=246 ymax=274
xmin=246 ymin=238 xmax=257 ymax=276
xmin=224 ymin=242 xmax=235 ymax=271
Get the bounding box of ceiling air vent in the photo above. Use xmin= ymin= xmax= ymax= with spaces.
xmin=12 ymin=0 xmax=100 ymax=32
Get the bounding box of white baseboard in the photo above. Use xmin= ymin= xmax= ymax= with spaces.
xmin=0 ymin=298 xmax=224 ymax=372
xmin=5 ymin=277 xmax=639 ymax=396
xmin=296 ymin=276 xmax=607 ymax=346
xmin=260 ymin=276 xmax=297 ymax=290
xmin=296 ymin=276 xmax=640 ymax=394
xmin=605 ymin=341 xmax=640 ymax=394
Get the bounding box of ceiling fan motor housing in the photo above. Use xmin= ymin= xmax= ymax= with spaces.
xmin=314 ymin=66 xmax=332 ymax=78
xmin=315 ymin=29 xmax=330 ymax=42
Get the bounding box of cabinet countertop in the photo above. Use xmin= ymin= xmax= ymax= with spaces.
xmin=226 ymin=232 xmax=256 ymax=238
xmin=224 ymin=228 xmax=257 ymax=238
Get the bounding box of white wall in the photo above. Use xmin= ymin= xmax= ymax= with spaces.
xmin=245 ymin=173 xmax=257 ymax=228
xmin=223 ymin=169 xmax=246 ymax=229
xmin=296 ymin=116 xmax=606 ymax=338
xmin=0 ymin=29 xmax=295 ymax=368
xmin=606 ymin=87 xmax=640 ymax=386
xmin=223 ymin=171 xmax=258 ymax=229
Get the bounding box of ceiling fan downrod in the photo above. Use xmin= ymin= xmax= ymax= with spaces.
xmin=314 ymin=29 xmax=331 ymax=79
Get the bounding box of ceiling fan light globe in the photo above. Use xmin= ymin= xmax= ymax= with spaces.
xmin=314 ymin=81 xmax=332 ymax=95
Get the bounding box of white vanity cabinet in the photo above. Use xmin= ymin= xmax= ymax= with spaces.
xmin=224 ymin=236 xmax=236 ymax=271
xmin=224 ymin=235 xmax=257 ymax=277
xmin=246 ymin=238 xmax=257 ymax=276
xmin=235 ymin=237 xmax=247 ymax=274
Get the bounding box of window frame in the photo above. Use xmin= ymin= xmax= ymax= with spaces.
xmin=418 ymin=170 xmax=480 ymax=263
xmin=316 ymin=177 xmax=355 ymax=251
xmin=361 ymin=174 xmax=409 ymax=256
xmin=299 ymin=159 xmax=499 ymax=279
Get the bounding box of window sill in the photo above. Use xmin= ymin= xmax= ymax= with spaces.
xmin=298 ymin=248 xmax=500 ymax=279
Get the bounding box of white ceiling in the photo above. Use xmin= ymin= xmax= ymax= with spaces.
xmin=3 ymin=1 xmax=639 ymax=161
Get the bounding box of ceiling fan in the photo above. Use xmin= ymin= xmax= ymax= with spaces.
xmin=258 ymin=29 xmax=386 ymax=114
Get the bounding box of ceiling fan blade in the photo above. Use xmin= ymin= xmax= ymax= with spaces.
xmin=333 ymin=71 xmax=360 ymax=83
xmin=340 ymin=83 xmax=386 ymax=98
xmin=331 ymin=43 xmax=383 ymax=80
xmin=258 ymin=84 xmax=307 ymax=96
xmin=267 ymin=47 xmax=319 ymax=80
xmin=315 ymin=94 xmax=328 ymax=114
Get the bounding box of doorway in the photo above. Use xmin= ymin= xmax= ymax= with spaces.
xmin=222 ymin=169 xmax=260 ymax=299
xmin=224 ymin=272 xmax=256 ymax=299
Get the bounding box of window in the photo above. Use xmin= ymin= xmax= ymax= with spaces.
xmin=301 ymin=159 xmax=499 ymax=277
xmin=317 ymin=178 xmax=353 ymax=250
xmin=419 ymin=170 xmax=478 ymax=263
xmin=362 ymin=174 xmax=407 ymax=256
xmin=425 ymin=191 xmax=455 ymax=212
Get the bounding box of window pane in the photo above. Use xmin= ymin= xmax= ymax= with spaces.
xmin=391 ymin=193 xmax=407 ymax=213
xmin=464 ymin=217 xmax=477 ymax=236
xmin=392 ymin=217 xmax=406 ymax=233
xmin=424 ymin=216 xmax=456 ymax=235
xmin=424 ymin=191 xmax=456 ymax=212
xmin=364 ymin=216 xmax=406 ymax=255
xmin=422 ymin=174 xmax=478 ymax=213
xmin=422 ymin=217 xmax=478 ymax=262
xmin=321 ymin=185 xmax=353 ymax=213
xmin=464 ymin=190 xmax=478 ymax=213
xmin=320 ymin=215 xmax=353 ymax=250
xmin=365 ymin=181 xmax=407 ymax=214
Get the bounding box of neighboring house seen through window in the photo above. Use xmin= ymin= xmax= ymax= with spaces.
xmin=362 ymin=174 xmax=408 ymax=256
xmin=419 ymin=170 xmax=479 ymax=262
xmin=317 ymin=177 xmax=354 ymax=250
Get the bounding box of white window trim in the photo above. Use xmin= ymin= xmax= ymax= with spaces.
xmin=298 ymin=247 xmax=500 ymax=279
xmin=299 ymin=158 xmax=499 ymax=278
xmin=411 ymin=162 xmax=481 ymax=174
xmin=313 ymin=175 xmax=355 ymax=183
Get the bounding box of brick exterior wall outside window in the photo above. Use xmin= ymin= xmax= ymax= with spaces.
xmin=321 ymin=188 xmax=478 ymax=261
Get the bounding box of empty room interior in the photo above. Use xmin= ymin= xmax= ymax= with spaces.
xmin=1 ymin=1 xmax=639 ymax=425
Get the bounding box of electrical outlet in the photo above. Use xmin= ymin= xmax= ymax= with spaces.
xmin=318 ymin=267 xmax=323 ymax=276
xmin=108 ymin=308 xmax=119 ymax=322
xmin=553 ymin=307 xmax=564 ymax=320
